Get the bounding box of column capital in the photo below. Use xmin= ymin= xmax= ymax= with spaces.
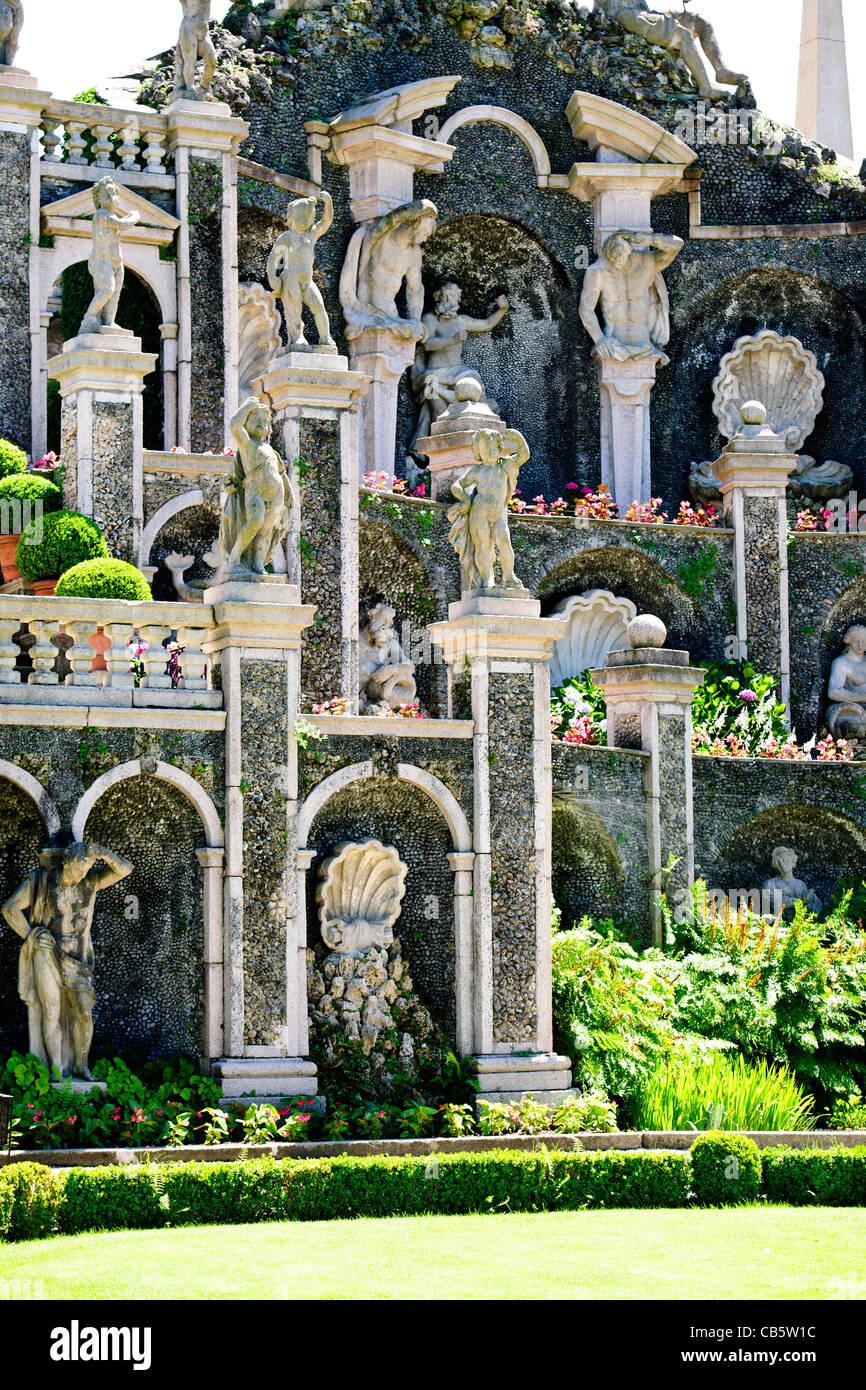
xmin=594 ymin=653 xmax=706 ymax=708
xmin=260 ymin=351 xmax=369 ymax=417
xmin=164 ymin=98 xmax=249 ymax=157
xmin=0 ymin=75 xmax=50 ymax=129
xmin=196 ymin=847 xmax=225 ymax=869
xmin=47 ymin=339 xmax=157 ymax=395
xmin=430 ymin=598 xmax=568 ymax=665
xmin=201 ymin=582 xmax=316 ymax=655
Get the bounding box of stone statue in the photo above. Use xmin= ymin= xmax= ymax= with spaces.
xmin=1 ymin=841 xmax=133 ymax=1081
xmin=827 ymin=626 xmax=866 ymax=740
xmin=339 ymin=199 xmax=438 ymax=342
xmin=174 ymin=0 xmax=217 ymax=101
xmin=409 ymin=282 xmax=509 ymax=450
xmin=594 ymin=1 xmax=747 ymax=101
xmin=214 ymin=397 xmax=292 ymax=580
xmin=762 ymin=846 xmax=821 ymax=919
xmin=79 ymin=177 xmax=140 ymax=336
xmin=579 ymin=230 xmax=684 ymax=368
xmin=0 ymin=0 xmax=23 ymax=67
xmin=359 ymin=602 xmax=417 ymax=713
xmin=447 ymin=428 xmax=530 ymax=593
xmin=266 ymin=191 xmax=336 ymax=353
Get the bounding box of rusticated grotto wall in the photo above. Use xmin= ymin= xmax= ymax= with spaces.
xmin=0 ymin=131 xmax=33 ymax=455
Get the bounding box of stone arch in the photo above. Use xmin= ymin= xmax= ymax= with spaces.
xmin=139 ymin=490 xmax=205 ymax=567
xmin=298 ymin=760 xmax=471 ymax=853
xmin=145 ymin=499 xmax=222 ymax=602
xmin=436 ymin=106 xmax=551 ymax=186
xmin=552 ymin=801 xmax=626 ymax=930
xmin=72 ymin=759 xmax=223 ymax=847
xmin=0 ymin=759 xmax=60 ymax=837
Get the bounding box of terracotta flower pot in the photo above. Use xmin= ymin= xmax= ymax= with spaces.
xmin=29 ymin=577 xmax=57 ymax=596
xmin=0 ymin=533 xmax=21 ymax=582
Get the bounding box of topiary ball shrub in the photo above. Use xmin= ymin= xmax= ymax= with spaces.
xmin=0 ymin=438 xmax=28 ymax=480
xmin=0 ymin=472 xmax=63 ymax=514
xmin=15 ymin=510 xmax=108 ymax=581
xmin=0 ymin=1162 xmax=61 ymax=1241
xmin=56 ymin=558 xmax=153 ymax=602
xmin=691 ymin=1131 xmax=762 ymax=1206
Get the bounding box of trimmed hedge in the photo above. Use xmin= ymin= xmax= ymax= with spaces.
xmin=56 ymin=558 xmax=153 ymax=602
xmin=15 ymin=510 xmax=108 ymax=581
xmin=691 ymin=1131 xmax=763 ymax=1206
xmin=0 ymin=472 xmax=62 ymax=512
xmin=762 ymin=1145 xmax=866 ymax=1207
xmin=0 ymin=438 xmax=27 ymax=480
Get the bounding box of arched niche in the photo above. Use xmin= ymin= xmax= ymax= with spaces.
xmin=791 ymin=572 xmax=866 ymax=742
xmin=552 ymin=802 xmax=626 ymax=932
xmin=0 ymin=774 xmax=57 ymax=1055
xmin=146 ymin=500 xmax=221 ymax=602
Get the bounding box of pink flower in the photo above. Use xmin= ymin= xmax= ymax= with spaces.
xmin=738 ymin=690 xmax=757 ymax=703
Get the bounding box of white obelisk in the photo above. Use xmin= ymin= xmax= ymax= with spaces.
xmin=796 ymin=0 xmax=853 ymax=160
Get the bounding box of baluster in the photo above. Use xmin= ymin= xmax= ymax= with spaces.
xmin=105 ymin=621 xmax=134 ymax=689
xmin=28 ymin=620 xmax=59 ymax=685
xmin=0 ymin=618 xmax=21 ymax=683
xmin=40 ymin=118 xmax=62 ymax=163
xmin=142 ymin=128 xmax=167 ymax=175
xmin=140 ymin=624 xmax=172 ymax=688
xmin=91 ymin=124 xmax=115 ymax=168
xmin=176 ymin=623 xmax=208 ymax=691
xmin=118 ymin=122 xmax=140 ymax=171
xmin=65 ymin=121 xmax=88 ymax=165
xmin=66 ymin=619 xmax=100 ymax=686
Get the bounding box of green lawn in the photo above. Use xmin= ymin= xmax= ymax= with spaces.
xmin=2 ymin=1207 xmax=865 ymax=1299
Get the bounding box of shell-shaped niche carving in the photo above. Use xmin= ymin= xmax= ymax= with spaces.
xmin=712 ymin=330 xmax=825 ymax=451
xmin=316 ymin=839 xmax=408 ymax=956
xmin=238 ymin=282 xmax=281 ymax=399
xmin=550 ymin=589 xmax=637 ymax=690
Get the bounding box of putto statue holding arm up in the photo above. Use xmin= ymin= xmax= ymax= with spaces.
xmin=214 ymin=397 xmax=292 ymax=580
xmin=0 ymin=0 xmax=24 ymax=67
xmin=447 ymin=428 xmax=530 ymax=594
xmin=267 ymin=191 xmax=336 ymax=353
xmin=174 ymin=0 xmax=217 ymax=101
xmin=79 ymin=177 xmax=140 ymax=336
xmin=1 ymin=841 xmax=133 ymax=1081
xmin=579 ymin=229 xmax=684 ymax=368
xmin=594 ymin=1 xmax=747 ymax=101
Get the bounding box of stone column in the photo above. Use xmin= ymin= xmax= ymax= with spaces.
xmin=260 ymin=351 xmax=369 ymax=711
xmin=797 ymin=0 xmax=853 ymax=161
xmin=593 ymin=615 xmax=705 ymax=945
xmin=197 ymin=845 xmax=226 ymax=1062
xmin=165 ymin=100 xmax=248 ymax=453
xmin=430 ymin=593 xmax=574 ymax=1103
xmin=47 ymin=335 xmax=157 ymax=561
xmin=159 ymin=321 xmax=179 ymax=451
xmin=349 ymin=326 xmax=418 ymax=480
xmin=714 ymin=403 xmax=797 ymax=709
xmin=202 ymin=580 xmax=319 ymax=1102
xmin=597 ymin=355 xmax=659 ymax=509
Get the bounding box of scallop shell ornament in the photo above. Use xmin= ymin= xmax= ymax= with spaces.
xmin=712 ymin=330 xmax=824 ymax=451
xmin=549 ymin=589 xmax=637 ymax=690
xmin=316 ymin=839 xmax=408 ymax=956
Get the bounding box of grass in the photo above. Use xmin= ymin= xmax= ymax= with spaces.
xmin=2 ymin=1208 xmax=866 ymax=1300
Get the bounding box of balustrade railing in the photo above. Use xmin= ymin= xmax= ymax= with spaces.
xmin=39 ymin=101 xmax=171 ymax=180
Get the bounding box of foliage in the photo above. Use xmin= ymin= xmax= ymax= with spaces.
xmin=550 ymin=670 xmax=607 ymax=743
xmin=396 ymin=1103 xmax=438 ymax=1138
xmin=55 ymin=558 xmax=153 ymax=601
xmin=690 ymin=1131 xmax=762 ymax=1206
xmin=0 ymin=472 xmax=62 ymax=511
xmin=674 ymin=544 xmax=722 ymax=598
xmin=761 ymin=1144 xmax=866 ymax=1206
xmin=0 ymin=1162 xmax=61 ymax=1240
xmin=827 ymin=1094 xmax=866 ymax=1130
xmin=691 ymin=659 xmax=788 ymax=756
xmin=0 ymin=438 xmax=28 ymax=480
xmin=15 ymin=509 xmax=108 ymax=580
xmin=437 ymin=1102 xmax=476 ymax=1136
xmin=476 ymin=1101 xmax=520 ymax=1136
xmin=635 ymin=1051 xmax=815 ymax=1133
xmin=551 ymin=1093 xmax=618 ymax=1134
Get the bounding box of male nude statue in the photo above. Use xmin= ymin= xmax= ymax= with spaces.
xmin=409 ymin=282 xmax=509 ymax=447
xmin=79 ymin=177 xmax=139 ymax=335
xmin=218 ymin=396 xmax=292 ymax=578
xmin=267 ymin=191 xmax=336 ymax=352
xmin=0 ymin=0 xmax=24 ymax=67
xmin=447 ymin=428 xmax=529 ymax=592
xmin=340 ymin=200 xmax=438 ymax=340
xmin=175 ymin=0 xmax=217 ymax=99
xmin=579 ymin=229 xmax=684 ymax=368
xmin=2 ymin=841 xmax=133 ymax=1080
xmin=595 ymin=0 xmax=746 ymax=101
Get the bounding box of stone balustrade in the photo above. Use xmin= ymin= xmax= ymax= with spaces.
xmin=0 ymin=595 xmax=220 ymax=708
xmin=39 ymin=101 xmax=171 ymax=181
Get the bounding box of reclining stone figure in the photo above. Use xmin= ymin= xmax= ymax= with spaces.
xmin=595 ymin=0 xmax=747 ymax=101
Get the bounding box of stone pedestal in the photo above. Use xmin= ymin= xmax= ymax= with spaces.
xmin=597 ymin=354 xmax=661 ymax=511
xmin=430 ymin=594 xmax=574 ymax=1099
xmin=416 ymin=399 xmax=506 ymax=501
xmin=347 ymin=326 xmax=417 ymax=480
xmin=714 ymin=408 xmax=798 ymax=709
xmin=202 ymin=582 xmax=318 ymax=1102
xmin=260 ymin=351 xmax=369 ymax=712
xmin=593 ymin=623 xmax=705 ymax=945
xmin=47 ymin=335 xmax=157 ymax=560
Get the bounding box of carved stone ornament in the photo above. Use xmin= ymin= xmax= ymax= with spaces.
xmin=712 ymin=331 xmax=825 ymax=451
xmin=549 ymin=589 xmax=637 ymax=690
xmin=316 ymin=840 xmax=408 ymax=956
xmin=238 ymin=283 xmax=281 ymax=399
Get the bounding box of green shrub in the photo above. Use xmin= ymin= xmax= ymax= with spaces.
xmin=828 ymin=1094 xmax=866 ymax=1130
xmin=15 ymin=510 xmax=107 ymax=580
xmin=761 ymin=1145 xmax=866 ymax=1207
xmin=0 ymin=439 xmax=28 ymax=480
xmin=635 ymin=1051 xmax=815 ymax=1132
xmin=0 ymin=473 xmax=62 ymax=512
xmin=0 ymin=1162 xmax=61 ymax=1240
xmin=55 ymin=558 xmax=152 ymax=602
xmin=691 ymin=1131 xmax=762 ymax=1206
xmin=690 ymin=659 xmax=788 ymax=756
xmin=552 ymin=1093 xmax=618 ymax=1134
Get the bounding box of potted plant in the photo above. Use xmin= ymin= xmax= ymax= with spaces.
xmin=0 ymin=473 xmax=63 ymax=582
xmin=0 ymin=438 xmax=30 ymax=581
xmin=15 ymin=510 xmax=108 ymax=597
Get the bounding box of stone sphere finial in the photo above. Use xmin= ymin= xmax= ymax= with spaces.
xmin=455 ymin=377 xmax=484 ymax=404
xmin=740 ymin=400 xmax=767 ymax=426
xmin=626 ymin=613 xmax=667 ymax=649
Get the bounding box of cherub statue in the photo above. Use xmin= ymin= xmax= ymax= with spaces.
xmin=409 ymin=282 xmax=509 ymax=449
xmin=594 ymin=1 xmax=747 ymax=101
xmin=174 ymin=0 xmax=217 ymax=101
xmin=827 ymin=626 xmax=866 ymax=740
xmin=579 ymin=229 xmax=684 ymax=368
xmin=78 ymin=177 xmax=140 ymax=335
xmin=1 ymin=839 xmax=133 ymax=1080
xmin=447 ymin=428 xmax=530 ymax=593
xmin=266 ymin=191 xmax=336 ymax=353
xmin=762 ymin=846 xmax=821 ymax=920
xmin=339 ymin=200 xmax=438 ymax=342
xmin=359 ymin=603 xmax=417 ymax=713
xmin=214 ymin=397 xmax=292 ymax=580
xmin=0 ymin=0 xmax=24 ymax=67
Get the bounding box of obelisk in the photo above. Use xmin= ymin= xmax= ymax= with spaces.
xmin=796 ymin=0 xmax=853 ymax=160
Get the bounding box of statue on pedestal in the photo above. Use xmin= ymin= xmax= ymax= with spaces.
xmin=579 ymin=230 xmax=684 ymax=368
xmin=0 ymin=0 xmax=24 ymax=67
xmin=1 ymin=841 xmax=133 ymax=1081
xmin=267 ymin=191 xmax=336 ymax=353
xmin=339 ymin=199 xmax=438 ymax=342
xmin=409 ymin=282 xmax=509 ymax=449
xmin=762 ymin=846 xmax=821 ymax=919
xmin=594 ymin=1 xmax=747 ymax=101
xmin=827 ymin=626 xmax=866 ymax=740
xmin=359 ymin=603 xmax=417 ymax=713
xmin=79 ymin=177 xmax=140 ymax=336
xmin=447 ymin=428 xmax=530 ymax=593
xmin=174 ymin=0 xmax=217 ymax=101
xmin=214 ymin=397 xmax=292 ymax=580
